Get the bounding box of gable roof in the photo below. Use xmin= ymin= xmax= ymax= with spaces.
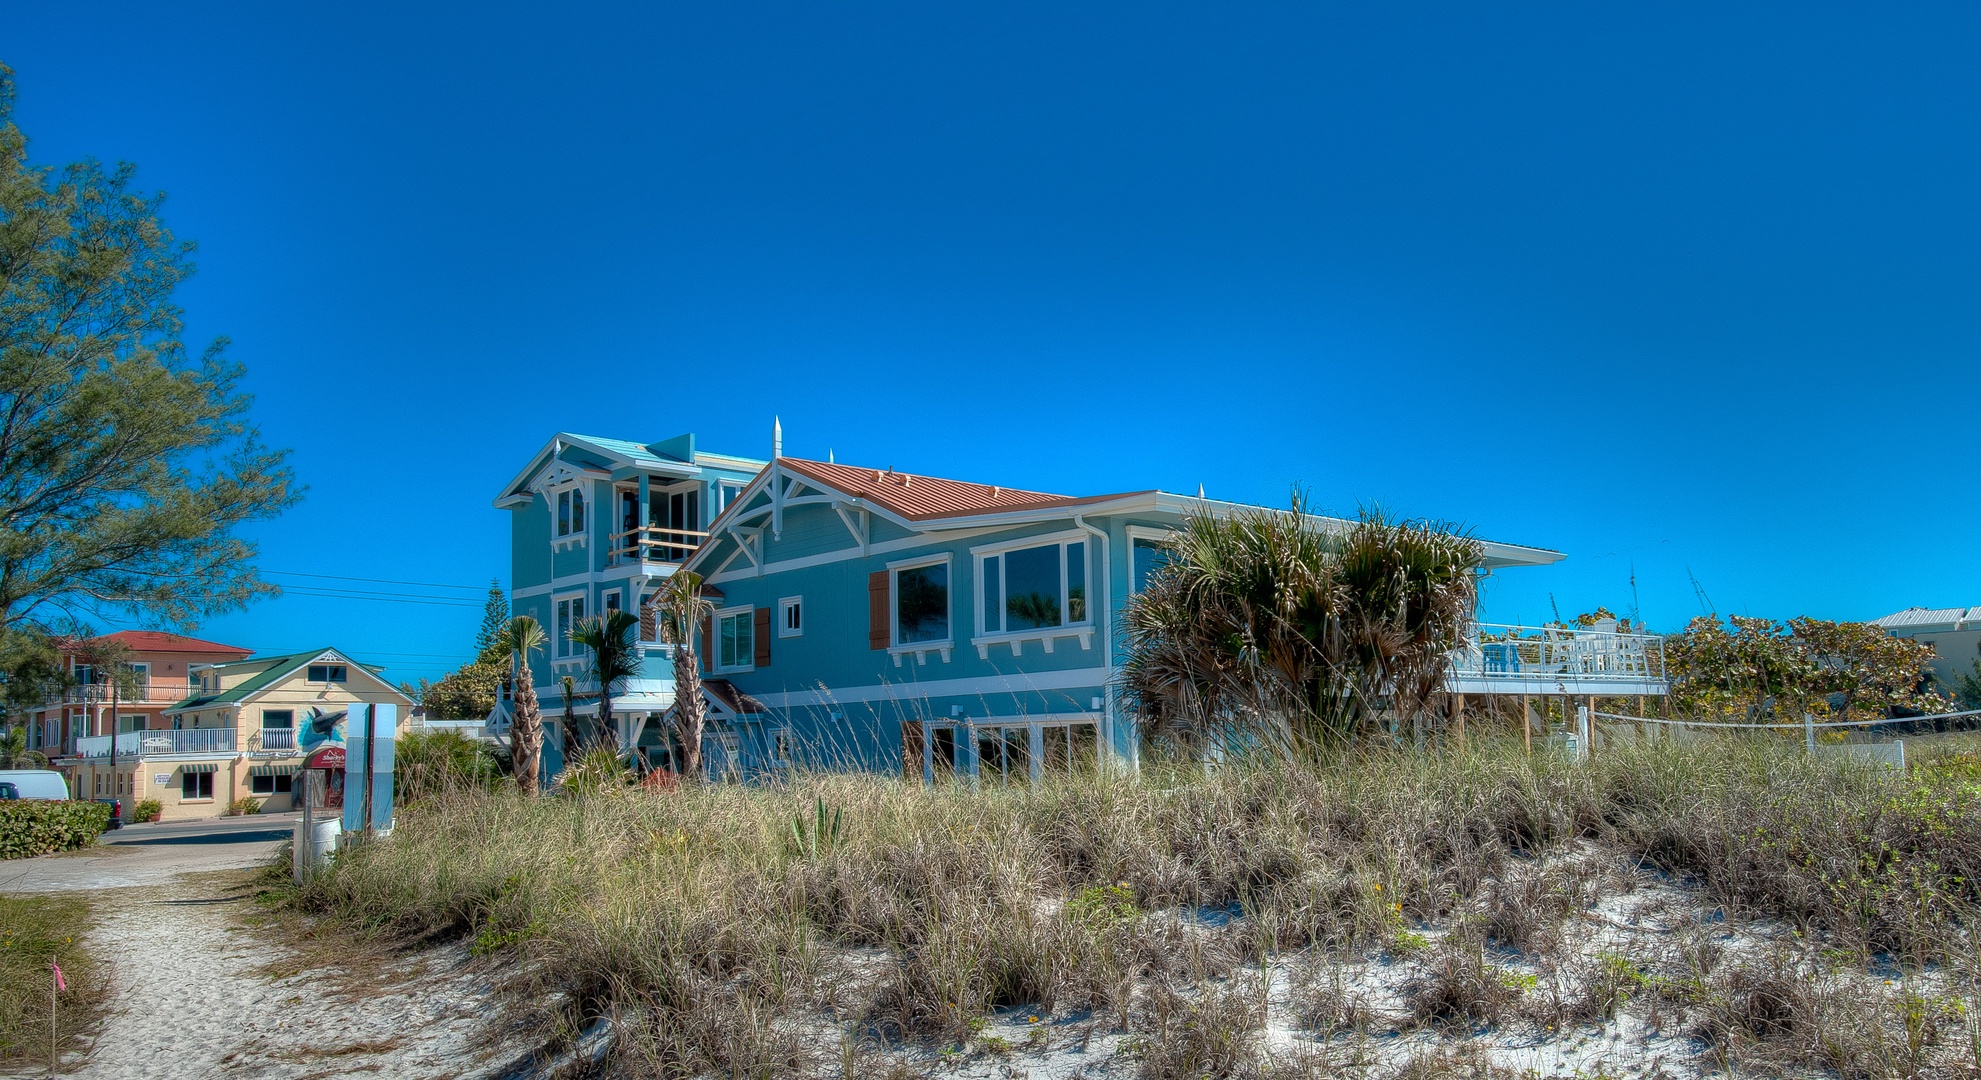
xmin=165 ymin=648 xmax=413 ymax=712
xmin=776 ymin=458 xmax=1150 ymax=521
xmin=494 ymin=432 xmax=768 ymax=508
xmin=78 ymin=631 xmax=252 ymax=658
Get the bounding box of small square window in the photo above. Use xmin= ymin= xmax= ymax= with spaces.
xmin=778 ymin=597 xmax=803 ymax=638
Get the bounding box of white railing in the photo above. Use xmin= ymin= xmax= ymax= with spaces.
xmin=74 ymin=728 xmax=238 ymax=758
xmin=58 ymin=685 xmax=189 ymax=706
xmin=1449 ymin=623 xmax=1666 ymax=684
xmin=253 ymin=727 xmax=297 ymax=751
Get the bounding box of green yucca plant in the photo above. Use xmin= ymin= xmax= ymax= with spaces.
xmin=789 ymin=795 xmax=842 ymax=859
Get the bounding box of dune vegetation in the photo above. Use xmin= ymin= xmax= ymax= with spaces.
xmin=286 ymin=739 xmax=1981 ymax=1078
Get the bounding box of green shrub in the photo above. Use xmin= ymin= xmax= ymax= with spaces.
xmin=395 ymin=728 xmax=503 ymax=803
xmin=131 ymin=799 xmax=162 ymax=823
xmin=229 ymin=796 xmax=263 ymax=816
xmin=0 ymin=801 xmax=110 ymax=860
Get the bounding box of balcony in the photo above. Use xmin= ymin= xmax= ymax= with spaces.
xmin=57 ymin=685 xmax=191 ymax=706
xmin=74 ymin=728 xmax=239 ymax=759
xmin=608 ymin=525 xmax=710 ymax=566
xmin=1446 ymin=623 xmax=1667 ymax=695
xmin=250 ymin=727 xmax=297 ymax=752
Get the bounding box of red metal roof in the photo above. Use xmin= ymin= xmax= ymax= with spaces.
xmin=81 ymin=631 xmax=254 ymax=657
xmin=777 ymin=458 xmax=1150 ymax=521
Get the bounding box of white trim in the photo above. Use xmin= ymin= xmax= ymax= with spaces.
xmin=966 ymin=528 xmax=1089 ymax=557
xmin=971 ymin=627 xmax=1094 ymax=660
xmin=777 ymin=596 xmax=803 ymax=639
xmin=706 ymin=526 xmax=1009 ymax=585
xmin=748 ymin=666 xmax=1112 ymax=709
xmin=712 ymin=605 xmax=756 ymax=675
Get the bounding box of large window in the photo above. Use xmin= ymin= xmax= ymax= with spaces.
xmin=716 ymin=608 xmax=754 ymax=672
xmin=181 ymin=771 xmax=214 ymax=800
xmin=894 ymin=562 xmax=950 ymax=645
xmin=979 ymin=540 xmax=1086 ymax=635
xmin=555 ymin=594 xmax=587 ymax=658
xmin=251 ymin=772 xmax=294 ymax=795
xmin=556 ymin=486 xmax=586 ymax=538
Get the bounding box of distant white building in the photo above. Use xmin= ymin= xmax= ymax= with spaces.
xmin=1871 ymin=606 xmax=1981 ymax=691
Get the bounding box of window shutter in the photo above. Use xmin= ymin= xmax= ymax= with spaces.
xmin=868 ymin=571 xmax=890 ymax=650
xmin=753 ymin=608 xmax=771 ymax=667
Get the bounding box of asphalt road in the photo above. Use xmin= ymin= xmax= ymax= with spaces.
xmin=0 ymin=812 xmax=300 ymax=894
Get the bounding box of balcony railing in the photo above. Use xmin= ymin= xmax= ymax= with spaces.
xmin=1448 ymin=623 xmax=1666 ymax=685
xmin=609 ymin=525 xmax=710 ymax=566
xmin=74 ymin=728 xmax=238 ymax=758
xmin=57 ymin=685 xmax=190 ymax=706
xmin=251 ymin=727 xmax=297 ymax=751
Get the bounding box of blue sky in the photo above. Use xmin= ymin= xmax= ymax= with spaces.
xmin=9 ymin=3 xmax=1979 ymax=684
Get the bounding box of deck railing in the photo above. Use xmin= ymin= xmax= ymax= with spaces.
xmin=1448 ymin=623 xmax=1666 ymax=684
xmin=74 ymin=727 xmax=239 ymax=758
xmin=609 ymin=525 xmax=711 ymax=566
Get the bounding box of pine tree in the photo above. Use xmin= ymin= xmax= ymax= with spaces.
xmin=475 ymin=579 xmax=508 ymax=653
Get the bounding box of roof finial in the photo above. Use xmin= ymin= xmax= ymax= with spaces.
xmin=827 ymin=448 xmax=834 ymax=464
xmin=1197 ymin=483 xmax=1206 ymax=499
xmin=772 ymin=416 xmax=783 ymax=459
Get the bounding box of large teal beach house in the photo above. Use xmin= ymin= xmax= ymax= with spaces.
xmin=498 ymin=428 xmax=1668 ymax=783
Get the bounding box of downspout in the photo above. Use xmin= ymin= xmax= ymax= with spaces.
xmin=1073 ymin=515 xmax=1131 ymax=774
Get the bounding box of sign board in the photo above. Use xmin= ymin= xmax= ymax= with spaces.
xmin=153 ymin=773 xmax=168 ymax=787
xmin=341 ymin=704 xmax=397 ymax=835
xmin=304 ymin=745 xmax=347 ymax=771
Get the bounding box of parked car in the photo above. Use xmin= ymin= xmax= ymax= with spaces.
xmin=0 ymin=769 xmax=70 ymax=800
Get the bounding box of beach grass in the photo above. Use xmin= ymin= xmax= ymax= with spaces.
xmin=288 ymin=738 xmax=1981 ymax=1077
xmin=0 ymin=893 xmax=100 ymax=1072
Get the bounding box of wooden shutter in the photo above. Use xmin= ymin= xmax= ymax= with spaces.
xmin=753 ymin=608 xmax=771 ymax=667
xmin=868 ymin=571 xmax=890 ymax=650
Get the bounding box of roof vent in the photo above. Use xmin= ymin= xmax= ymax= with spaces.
xmin=990 ymin=486 xmax=999 ymax=496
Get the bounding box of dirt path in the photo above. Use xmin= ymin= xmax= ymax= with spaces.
xmin=2 ymin=822 xmax=514 ymax=1080
xmin=65 ymin=876 xmax=500 ymax=1080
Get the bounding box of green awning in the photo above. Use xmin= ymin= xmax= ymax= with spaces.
xmin=248 ymin=764 xmax=296 ymax=777
xmin=181 ymin=763 xmax=219 ymax=774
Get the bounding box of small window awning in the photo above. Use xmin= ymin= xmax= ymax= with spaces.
xmin=181 ymin=763 xmax=219 ymax=774
xmin=248 ymin=764 xmax=296 ymax=777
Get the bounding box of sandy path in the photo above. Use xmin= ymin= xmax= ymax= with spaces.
xmin=64 ymin=877 xmax=501 ymax=1080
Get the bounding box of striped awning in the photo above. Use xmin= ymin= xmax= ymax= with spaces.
xmin=249 ymin=764 xmax=297 ymax=777
xmin=181 ymin=762 xmax=219 ymax=774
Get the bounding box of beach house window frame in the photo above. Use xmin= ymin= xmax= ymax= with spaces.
xmin=712 ymin=605 xmax=756 ymax=674
xmin=1125 ymin=525 xmax=1178 ymax=596
xmin=887 ymin=553 xmax=953 ymax=665
xmin=969 ymin=531 xmax=1093 ymax=659
xmin=306 ymin=664 xmax=347 ymax=684
xmin=550 ymin=482 xmax=589 ymax=552
xmin=778 ymin=596 xmax=803 ymax=638
xmin=553 ymin=592 xmax=588 ymax=663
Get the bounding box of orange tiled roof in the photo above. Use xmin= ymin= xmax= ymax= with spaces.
xmin=777 ymin=458 xmax=1149 ymax=521
xmin=84 ymin=630 xmax=253 ymax=657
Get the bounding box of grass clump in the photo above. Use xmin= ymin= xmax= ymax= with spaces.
xmin=0 ymin=894 xmax=99 ymax=1071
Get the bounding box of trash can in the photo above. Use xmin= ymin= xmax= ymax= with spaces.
xmin=292 ymin=816 xmax=342 ymax=880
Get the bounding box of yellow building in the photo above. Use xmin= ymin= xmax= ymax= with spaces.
xmin=70 ymin=647 xmax=414 ymax=821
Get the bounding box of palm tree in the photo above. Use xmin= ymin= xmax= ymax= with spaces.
xmin=1122 ymin=496 xmax=1480 ymax=756
xmin=503 ymin=616 xmax=547 ymax=797
xmin=569 ymin=609 xmax=639 ymax=754
xmin=654 ymin=571 xmax=714 ymax=780
xmin=559 ymin=674 xmax=577 ymax=766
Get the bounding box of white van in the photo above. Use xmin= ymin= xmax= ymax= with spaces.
xmin=0 ymin=769 xmax=71 ymax=801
